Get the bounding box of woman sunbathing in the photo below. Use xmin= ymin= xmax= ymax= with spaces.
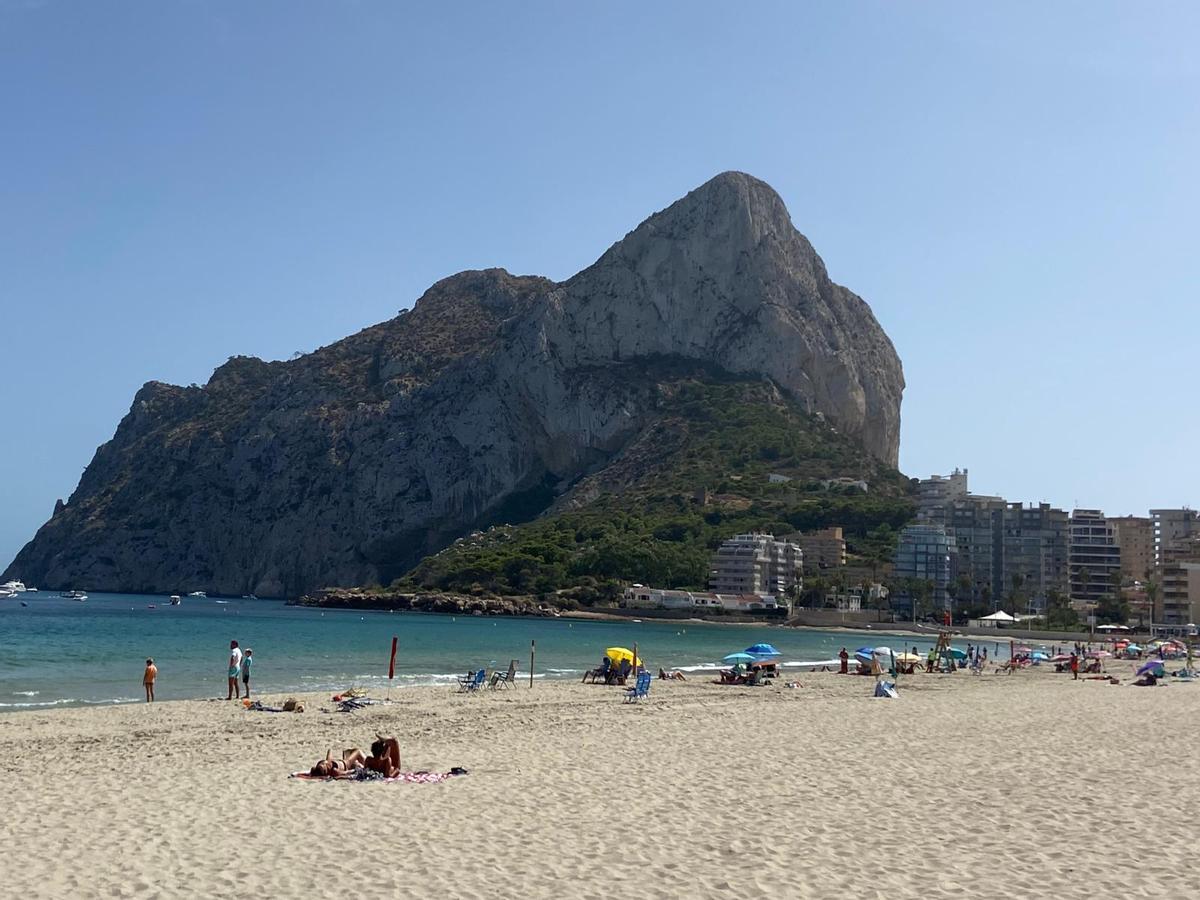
xmin=309 ymin=748 xmax=367 ymax=778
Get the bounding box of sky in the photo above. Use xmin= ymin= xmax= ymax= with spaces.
xmin=2 ymin=1 xmax=1198 ymax=567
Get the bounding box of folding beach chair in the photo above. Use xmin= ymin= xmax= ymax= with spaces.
xmin=490 ymin=659 xmax=517 ymax=689
xmin=624 ymin=671 xmax=652 ymax=703
xmin=458 ymin=669 xmax=486 ymax=693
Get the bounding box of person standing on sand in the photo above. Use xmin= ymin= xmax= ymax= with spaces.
xmin=1069 ymin=652 xmax=1079 ymax=680
xmin=143 ymin=658 xmax=157 ymax=702
xmin=241 ymin=648 xmax=253 ymax=698
xmin=839 ymin=648 xmax=848 ymax=674
xmin=227 ymin=640 xmax=243 ymax=700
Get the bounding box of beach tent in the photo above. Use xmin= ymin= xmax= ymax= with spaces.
xmin=980 ymin=611 xmax=1017 ymax=622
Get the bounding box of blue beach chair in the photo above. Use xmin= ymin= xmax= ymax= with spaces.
xmin=624 ymin=671 xmax=652 ymax=703
xmin=458 ymin=669 xmax=486 ymax=693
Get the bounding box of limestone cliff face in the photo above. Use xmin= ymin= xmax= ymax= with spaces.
xmin=5 ymin=172 xmax=903 ymax=596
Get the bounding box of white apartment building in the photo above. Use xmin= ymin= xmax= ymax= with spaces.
xmin=708 ymin=532 xmax=802 ymax=596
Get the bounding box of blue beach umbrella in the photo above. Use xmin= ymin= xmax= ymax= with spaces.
xmin=745 ymin=643 xmax=781 ymax=657
xmin=724 ymin=652 xmax=756 ymax=664
xmin=1137 ymin=660 xmax=1165 ymax=677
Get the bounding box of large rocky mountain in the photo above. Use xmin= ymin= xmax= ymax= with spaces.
xmin=6 ymin=172 xmax=904 ymax=597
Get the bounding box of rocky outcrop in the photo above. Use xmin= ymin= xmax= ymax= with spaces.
xmin=4 ymin=172 xmax=904 ymax=597
xmin=292 ymin=589 xmax=558 ymax=617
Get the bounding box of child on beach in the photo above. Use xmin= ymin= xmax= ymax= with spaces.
xmin=241 ymin=648 xmax=253 ymax=698
xmin=143 ymin=658 xmax=157 ymax=702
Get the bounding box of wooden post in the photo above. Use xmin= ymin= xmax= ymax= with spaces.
xmin=633 ymin=642 xmax=638 ymax=678
xmin=529 ymin=639 xmax=535 ymax=688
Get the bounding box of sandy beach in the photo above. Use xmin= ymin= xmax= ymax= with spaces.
xmin=4 ymin=660 xmax=1197 ymax=899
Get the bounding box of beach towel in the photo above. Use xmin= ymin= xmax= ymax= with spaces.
xmin=290 ymin=769 xmax=467 ymax=784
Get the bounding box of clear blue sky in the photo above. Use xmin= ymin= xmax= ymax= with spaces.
xmin=3 ymin=1 xmax=1197 ymax=568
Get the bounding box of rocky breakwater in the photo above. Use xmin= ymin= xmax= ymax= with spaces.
xmin=292 ymin=589 xmax=558 ymax=617
xmin=5 ymin=171 xmax=904 ymax=596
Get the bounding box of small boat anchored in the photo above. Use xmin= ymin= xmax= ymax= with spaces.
xmin=187 ymin=591 xmax=206 ymax=598
xmin=169 ymin=595 xmax=182 ymax=606
xmin=61 ymin=590 xmax=88 ymax=601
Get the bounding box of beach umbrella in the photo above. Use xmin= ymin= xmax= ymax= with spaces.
xmin=606 ymin=647 xmax=634 ymax=664
xmin=895 ymin=652 xmax=922 ymax=664
xmin=723 ymin=652 xmax=756 ymax=664
xmin=745 ymin=643 xmax=781 ymax=657
xmin=854 ymin=646 xmax=875 ymax=657
xmin=1050 ymin=654 xmax=1071 ymax=662
xmin=1086 ymin=650 xmax=1112 ymax=659
xmin=943 ymin=648 xmax=968 ymax=660
xmin=1031 ymin=651 xmax=1050 ymax=661
xmin=1137 ymin=660 xmax=1165 ymax=677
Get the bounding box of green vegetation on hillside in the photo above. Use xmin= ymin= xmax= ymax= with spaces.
xmin=399 ymin=374 xmax=914 ymax=600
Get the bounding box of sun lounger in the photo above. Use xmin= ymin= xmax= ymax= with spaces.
xmin=624 ymin=671 xmax=652 ymax=703
xmin=583 ymin=659 xmax=612 ymax=683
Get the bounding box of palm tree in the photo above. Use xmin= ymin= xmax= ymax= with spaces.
xmin=1007 ymin=572 xmax=1025 ymax=616
xmin=1146 ymin=579 xmax=1160 ymax=625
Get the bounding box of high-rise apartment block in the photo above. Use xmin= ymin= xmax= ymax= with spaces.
xmin=1150 ymin=510 xmax=1200 ymax=625
xmin=892 ymin=524 xmax=957 ymax=612
xmin=1068 ymin=509 xmax=1121 ymax=603
xmin=917 ymin=469 xmax=1068 ymax=610
xmin=708 ymin=533 xmax=802 ymax=596
xmin=1110 ymin=516 xmax=1154 ymax=582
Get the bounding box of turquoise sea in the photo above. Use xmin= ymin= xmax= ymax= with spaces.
xmin=0 ymin=591 xmax=980 ymax=710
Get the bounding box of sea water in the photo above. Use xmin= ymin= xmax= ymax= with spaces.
xmin=0 ymin=592 xmax=973 ymax=710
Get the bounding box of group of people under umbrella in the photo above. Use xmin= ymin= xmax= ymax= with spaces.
xmin=717 ymin=643 xmax=781 ymax=685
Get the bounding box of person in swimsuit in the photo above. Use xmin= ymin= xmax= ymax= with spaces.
xmin=143 ymin=658 xmax=157 ymax=703
xmin=309 ymin=748 xmax=368 ymax=778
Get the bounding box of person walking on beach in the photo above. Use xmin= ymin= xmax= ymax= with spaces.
xmin=838 ymin=648 xmax=848 ymax=674
xmin=227 ymin=640 xmax=243 ymax=700
xmin=1069 ymin=652 xmax=1079 ymax=680
xmin=143 ymin=658 xmax=157 ymax=702
xmin=241 ymin=648 xmax=253 ymax=698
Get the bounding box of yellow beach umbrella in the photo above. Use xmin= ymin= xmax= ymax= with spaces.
xmin=895 ymin=652 xmax=922 ymax=663
xmin=606 ymin=647 xmax=634 ymax=664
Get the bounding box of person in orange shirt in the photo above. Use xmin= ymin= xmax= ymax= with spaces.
xmin=143 ymin=658 xmax=158 ymax=702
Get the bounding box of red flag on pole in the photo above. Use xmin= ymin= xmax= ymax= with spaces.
xmin=388 ymin=636 xmax=398 ymax=680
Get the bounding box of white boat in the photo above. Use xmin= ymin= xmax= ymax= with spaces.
xmin=61 ymin=590 xmax=87 ymax=601
xmin=0 ymin=587 xmax=16 ymax=599
xmin=169 ymin=595 xmax=182 ymax=606
xmin=187 ymin=591 xmax=206 ymax=598
xmin=2 ymin=580 xmax=27 ymax=593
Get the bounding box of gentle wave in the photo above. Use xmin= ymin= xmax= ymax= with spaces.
xmin=0 ymin=697 xmax=140 ymax=709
